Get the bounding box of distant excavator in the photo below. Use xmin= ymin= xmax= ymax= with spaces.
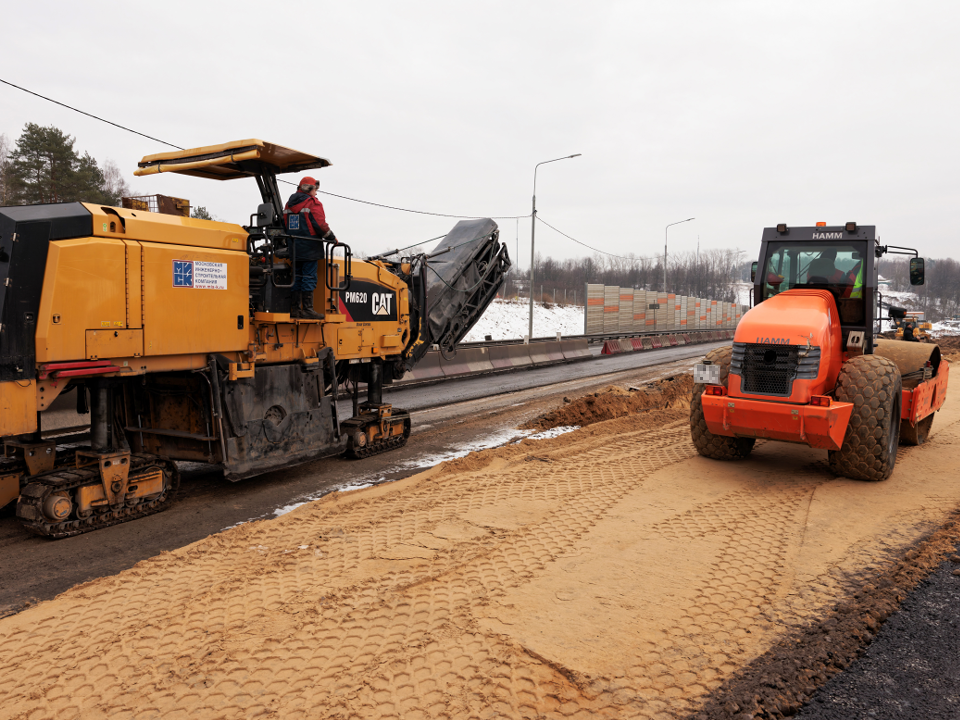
xmin=0 ymin=139 xmax=510 ymax=537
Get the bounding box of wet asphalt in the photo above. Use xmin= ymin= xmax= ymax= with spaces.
xmin=798 ymin=554 xmax=960 ymax=719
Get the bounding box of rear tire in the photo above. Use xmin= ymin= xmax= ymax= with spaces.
xmin=900 ymin=413 xmax=934 ymax=446
xmin=828 ymin=355 xmax=902 ymax=481
xmin=690 ymin=346 xmax=756 ymax=460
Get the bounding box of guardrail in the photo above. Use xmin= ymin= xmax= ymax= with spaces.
xmin=458 ymin=326 xmax=738 ymax=348
xmin=391 ymin=328 xmax=735 ymax=387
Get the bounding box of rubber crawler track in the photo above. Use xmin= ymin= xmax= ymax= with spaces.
xmin=16 ymin=455 xmax=180 ymax=539
xmin=345 ymin=411 xmax=412 ymax=460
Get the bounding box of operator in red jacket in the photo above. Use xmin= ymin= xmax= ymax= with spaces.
xmin=284 ymin=176 xmax=338 ymax=319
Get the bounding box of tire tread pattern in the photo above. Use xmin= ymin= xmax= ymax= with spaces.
xmin=828 ymin=354 xmax=902 ymax=481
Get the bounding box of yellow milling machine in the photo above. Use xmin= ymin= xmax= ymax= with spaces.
xmin=0 ymin=140 xmax=510 ymax=537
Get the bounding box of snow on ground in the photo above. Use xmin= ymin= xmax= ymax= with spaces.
xmin=462 ymin=298 xmax=584 ymax=341
xmin=931 ymin=320 xmax=960 ymax=338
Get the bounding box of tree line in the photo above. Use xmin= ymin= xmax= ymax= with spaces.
xmin=501 ymin=248 xmax=749 ymax=305
xmin=877 ymin=256 xmax=960 ymax=321
xmin=0 ymin=123 xmax=131 ymax=206
xmin=1 ymin=123 xmax=217 ymax=220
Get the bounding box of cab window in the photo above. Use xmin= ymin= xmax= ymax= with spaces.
xmin=761 ymin=241 xmax=866 ymax=324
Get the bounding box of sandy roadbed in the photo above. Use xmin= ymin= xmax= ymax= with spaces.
xmin=2 ymin=378 xmax=958 ymax=719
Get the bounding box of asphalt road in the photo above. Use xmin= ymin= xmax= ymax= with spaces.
xmin=798 ymin=557 xmax=960 ymax=719
xmin=375 ymin=340 xmax=722 ymax=411
xmin=0 ymin=342 xmax=723 ymax=616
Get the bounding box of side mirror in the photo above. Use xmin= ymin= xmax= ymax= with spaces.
xmin=909 ymin=257 xmax=925 ymax=286
xmin=750 ymin=261 xmax=758 ymax=283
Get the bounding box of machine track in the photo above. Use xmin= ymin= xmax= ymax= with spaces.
xmin=344 ymin=411 xmax=412 ymax=460
xmin=15 ymin=455 xmax=179 ymax=539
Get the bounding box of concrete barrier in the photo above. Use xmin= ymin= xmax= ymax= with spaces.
xmin=641 ymin=337 xmax=654 ymax=350
xmin=631 ymin=338 xmax=645 ymax=351
xmin=402 ymin=350 xmax=445 ymax=381
xmin=675 ymin=335 xmax=686 ymax=346
xmin=439 ymin=347 xmax=495 ymax=377
xmin=530 ymin=341 xmax=565 ymax=365
xmin=618 ymin=339 xmax=634 ymax=353
xmin=651 ymin=336 xmax=662 ymax=349
xmin=665 ymin=335 xmax=678 ymax=346
xmin=560 ymin=339 xmax=591 ymax=360
xmin=489 ymin=344 xmax=534 ymax=369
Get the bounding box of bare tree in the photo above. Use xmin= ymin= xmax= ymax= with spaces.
xmin=0 ymin=133 xmax=10 ymax=206
xmin=100 ymin=159 xmax=131 ymax=206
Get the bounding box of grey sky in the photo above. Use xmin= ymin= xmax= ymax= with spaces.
xmin=2 ymin=1 xmax=958 ymax=265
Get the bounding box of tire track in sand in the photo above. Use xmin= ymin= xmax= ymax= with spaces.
xmin=2 ymin=397 xmax=960 ymax=720
xmin=0 ymin=418 xmax=696 ymax=719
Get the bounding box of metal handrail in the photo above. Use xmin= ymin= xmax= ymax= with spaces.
xmin=325 ymin=242 xmax=352 ymax=293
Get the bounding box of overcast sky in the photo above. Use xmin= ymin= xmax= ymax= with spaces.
xmin=2 ymin=1 xmax=958 ymax=266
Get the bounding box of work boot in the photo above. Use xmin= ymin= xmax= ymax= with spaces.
xmin=300 ymin=290 xmax=323 ymax=320
xmin=289 ymin=291 xmax=303 ymax=318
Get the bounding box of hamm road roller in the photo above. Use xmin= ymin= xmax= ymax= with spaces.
xmin=0 ymin=140 xmax=510 ymax=537
xmin=692 ymin=222 xmax=947 ymax=480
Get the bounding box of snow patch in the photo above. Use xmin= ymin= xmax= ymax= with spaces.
xmin=271 ymin=477 xmax=385 ymax=517
xmin=402 ymin=428 xmax=526 ymax=468
xmin=524 ymin=425 xmax=580 ymax=441
xmin=462 ymin=298 xmax=583 ymax=341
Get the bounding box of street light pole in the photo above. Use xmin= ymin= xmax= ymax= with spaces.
xmin=664 ymin=217 xmax=695 ymax=293
xmin=529 ymin=153 xmax=581 ymax=339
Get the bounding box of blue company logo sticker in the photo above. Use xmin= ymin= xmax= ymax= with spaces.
xmin=756 ymin=337 xmax=791 ymax=345
xmin=288 ymin=214 xmax=300 ymax=231
xmin=173 ymin=260 xmax=194 ymax=288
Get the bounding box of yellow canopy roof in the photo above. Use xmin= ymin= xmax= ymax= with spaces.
xmin=135 ymin=139 xmax=331 ymax=180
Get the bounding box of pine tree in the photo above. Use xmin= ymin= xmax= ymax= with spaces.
xmin=7 ymin=123 xmax=110 ymax=205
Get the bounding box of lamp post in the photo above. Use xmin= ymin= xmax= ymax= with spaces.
xmin=529 ymin=153 xmax=581 ymax=339
xmin=664 ymin=217 xmax=695 ymax=293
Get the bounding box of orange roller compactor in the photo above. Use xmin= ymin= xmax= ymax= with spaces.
xmin=0 ymin=140 xmax=510 ymax=537
xmin=691 ymin=223 xmax=947 ymax=481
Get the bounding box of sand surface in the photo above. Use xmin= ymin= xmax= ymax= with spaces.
xmin=2 ymin=374 xmax=959 ymax=719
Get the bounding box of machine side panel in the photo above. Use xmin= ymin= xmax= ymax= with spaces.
xmin=0 ymin=203 xmax=94 ymax=381
xmin=84 ymin=203 xmax=248 ymax=252
xmin=124 ymin=240 xmax=143 ymax=329
xmin=0 ymin=222 xmax=50 ymax=381
xmin=36 ymin=238 xmax=129 ymax=363
xmin=0 ymin=379 xmax=38 ymax=436
xmin=142 ymin=242 xmax=248 ymax=356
